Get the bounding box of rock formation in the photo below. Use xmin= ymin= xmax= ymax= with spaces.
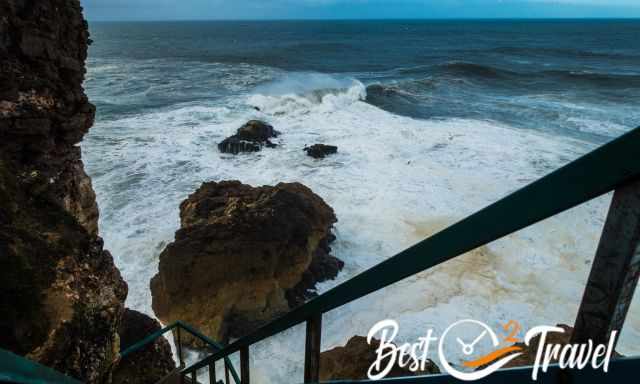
xmin=320 ymin=336 xmax=440 ymax=381
xmin=304 ymin=144 xmax=338 ymax=159
xmin=1 ymin=1 xmax=171 ymax=382
xmin=151 ymin=181 xmax=343 ymax=344
xmin=218 ymin=120 xmax=279 ymax=154
xmin=0 ymin=0 xmax=100 ymax=236
xmin=112 ymin=309 xmax=176 ymax=384
xmin=0 ymin=1 xmax=128 ymax=382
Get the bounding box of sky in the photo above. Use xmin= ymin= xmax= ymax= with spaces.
xmin=81 ymin=0 xmax=640 ymax=21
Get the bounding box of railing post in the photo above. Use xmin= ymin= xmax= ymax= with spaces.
xmin=209 ymin=362 xmax=216 ymax=384
xmin=240 ymin=346 xmax=250 ymax=384
xmin=191 ymin=369 xmax=197 ymax=384
xmin=304 ymin=314 xmax=322 ymax=383
xmin=224 ymin=359 xmax=231 ymax=384
xmin=177 ymin=327 xmax=184 ymax=367
xmin=572 ymin=179 xmax=640 ymax=348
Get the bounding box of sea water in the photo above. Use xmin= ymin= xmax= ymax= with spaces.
xmin=82 ymin=20 xmax=640 ymax=382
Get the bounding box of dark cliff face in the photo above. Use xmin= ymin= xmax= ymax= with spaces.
xmin=0 ymin=1 xmax=129 ymax=382
xmin=0 ymin=0 xmax=99 ymax=235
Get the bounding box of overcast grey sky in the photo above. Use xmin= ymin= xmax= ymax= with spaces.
xmin=80 ymin=0 xmax=640 ymax=21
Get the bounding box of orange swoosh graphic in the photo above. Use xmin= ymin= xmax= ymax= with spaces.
xmin=462 ymin=346 xmax=523 ymax=368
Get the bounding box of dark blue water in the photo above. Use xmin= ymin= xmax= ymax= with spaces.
xmin=87 ymin=20 xmax=640 ymax=142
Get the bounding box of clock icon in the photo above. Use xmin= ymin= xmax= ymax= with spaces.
xmin=458 ymin=329 xmax=488 ymax=356
xmin=438 ymin=319 xmax=522 ymax=381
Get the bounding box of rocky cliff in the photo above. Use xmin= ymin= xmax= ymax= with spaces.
xmin=0 ymin=1 xmax=170 ymax=382
xmin=1 ymin=0 xmax=100 ymax=235
xmin=151 ymin=181 xmax=343 ymax=344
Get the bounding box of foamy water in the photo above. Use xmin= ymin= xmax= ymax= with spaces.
xmin=83 ymin=70 xmax=639 ymax=382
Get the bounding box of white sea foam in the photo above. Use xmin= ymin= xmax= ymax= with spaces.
xmin=82 ymin=71 xmax=639 ymax=383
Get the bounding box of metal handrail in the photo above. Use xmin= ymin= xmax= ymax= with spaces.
xmin=184 ymin=125 xmax=640 ymax=377
xmin=0 ymin=348 xmax=83 ymax=384
xmin=120 ymin=320 xmax=241 ymax=384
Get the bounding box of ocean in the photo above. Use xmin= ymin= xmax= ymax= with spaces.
xmin=82 ymin=20 xmax=640 ymax=382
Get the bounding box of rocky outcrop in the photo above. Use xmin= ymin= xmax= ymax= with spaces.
xmin=304 ymin=144 xmax=338 ymax=159
xmin=150 ymin=181 xmax=342 ymax=344
xmin=218 ymin=120 xmax=279 ymax=154
xmin=0 ymin=157 xmax=127 ymax=382
xmin=0 ymin=0 xmax=99 ymax=235
xmin=0 ymin=1 xmax=128 ymax=382
xmin=112 ymin=309 xmax=176 ymax=384
xmin=320 ymin=336 xmax=440 ymax=381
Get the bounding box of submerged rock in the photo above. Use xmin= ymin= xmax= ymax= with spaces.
xmin=1 ymin=0 xmax=127 ymax=382
xmin=112 ymin=309 xmax=176 ymax=384
xmin=150 ymin=181 xmax=342 ymax=344
xmin=218 ymin=120 xmax=279 ymax=154
xmin=304 ymin=144 xmax=338 ymax=159
xmin=320 ymin=336 xmax=440 ymax=381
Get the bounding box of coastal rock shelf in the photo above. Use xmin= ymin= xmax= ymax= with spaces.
xmin=150 ymin=180 xmax=343 ymax=344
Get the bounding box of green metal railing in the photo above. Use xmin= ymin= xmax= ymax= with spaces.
xmin=183 ymin=125 xmax=640 ymax=383
xmin=119 ymin=320 xmax=241 ymax=384
xmin=0 ymin=348 xmax=83 ymax=384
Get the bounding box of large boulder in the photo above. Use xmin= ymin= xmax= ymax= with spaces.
xmin=218 ymin=120 xmax=279 ymax=154
xmin=150 ymin=181 xmax=343 ymax=344
xmin=112 ymin=309 xmax=176 ymax=384
xmin=320 ymin=336 xmax=440 ymax=381
xmin=0 ymin=1 xmax=128 ymax=382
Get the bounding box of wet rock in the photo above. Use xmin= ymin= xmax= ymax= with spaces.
xmin=112 ymin=309 xmax=176 ymax=384
xmin=0 ymin=1 xmax=127 ymax=382
xmin=320 ymin=336 xmax=440 ymax=381
xmin=218 ymin=120 xmax=279 ymax=154
xmin=285 ymin=234 xmax=343 ymax=307
xmin=150 ymin=181 xmax=342 ymax=344
xmin=304 ymin=144 xmax=338 ymax=159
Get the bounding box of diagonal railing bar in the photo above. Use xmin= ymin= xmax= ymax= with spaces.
xmin=119 ymin=322 xmax=179 ymax=359
xmin=120 ymin=321 xmax=241 ymax=384
xmin=0 ymin=348 xmax=83 ymax=384
xmin=185 ymin=125 xmax=640 ymax=375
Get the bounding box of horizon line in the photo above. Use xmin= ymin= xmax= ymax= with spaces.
xmin=87 ymin=16 xmax=640 ymax=23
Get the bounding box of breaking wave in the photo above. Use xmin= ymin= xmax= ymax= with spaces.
xmin=247 ymin=72 xmax=367 ymax=117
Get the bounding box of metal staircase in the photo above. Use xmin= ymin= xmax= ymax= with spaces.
xmin=2 ymin=126 xmax=640 ymax=383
